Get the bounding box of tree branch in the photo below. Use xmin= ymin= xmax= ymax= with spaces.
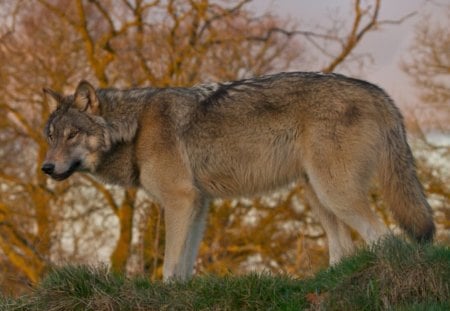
xmin=322 ymin=0 xmax=380 ymax=72
xmin=0 ymin=103 xmax=39 ymax=141
xmin=36 ymin=0 xmax=78 ymax=27
xmin=81 ymin=175 xmax=119 ymax=215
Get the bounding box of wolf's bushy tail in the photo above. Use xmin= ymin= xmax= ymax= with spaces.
xmin=379 ymin=120 xmax=435 ymax=242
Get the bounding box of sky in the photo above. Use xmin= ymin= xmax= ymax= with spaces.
xmin=248 ymin=0 xmax=448 ymax=130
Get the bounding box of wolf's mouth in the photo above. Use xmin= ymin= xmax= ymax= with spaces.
xmin=50 ymin=160 xmax=82 ymax=181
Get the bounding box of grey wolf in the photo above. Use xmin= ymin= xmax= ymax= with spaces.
xmin=42 ymin=72 xmax=435 ymax=280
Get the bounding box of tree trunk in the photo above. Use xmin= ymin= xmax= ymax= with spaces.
xmin=110 ymin=188 xmax=137 ymax=273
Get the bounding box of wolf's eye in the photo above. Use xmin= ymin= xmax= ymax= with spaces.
xmin=67 ymin=131 xmax=79 ymax=140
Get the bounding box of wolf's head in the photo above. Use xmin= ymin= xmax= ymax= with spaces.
xmin=41 ymin=81 xmax=111 ymax=181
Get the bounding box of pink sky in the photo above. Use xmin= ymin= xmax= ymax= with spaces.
xmin=250 ymin=0 xmax=448 ymax=123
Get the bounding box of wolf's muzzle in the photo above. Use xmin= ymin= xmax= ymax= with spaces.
xmin=41 ymin=163 xmax=55 ymax=175
xmin=42 ymin=160 xmax=81 ymax=181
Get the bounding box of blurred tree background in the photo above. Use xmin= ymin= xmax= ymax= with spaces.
xmin=0 ymin=0 xmax=448 ymax=296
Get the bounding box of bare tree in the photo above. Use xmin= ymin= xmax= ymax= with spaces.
xmin=402 ymin=5 xmax=450 ymax=134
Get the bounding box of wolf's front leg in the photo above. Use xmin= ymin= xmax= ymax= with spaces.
xmin=162 ymin=192 xmax=209 ymax=281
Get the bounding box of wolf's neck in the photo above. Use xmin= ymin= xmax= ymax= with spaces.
xmin=106 ymin=119 xmax=139 ymax=144
xmin=94 ymin=141 xmax=140 ymax=187
xmin=96 ymin=88 xmax=155 ymax=144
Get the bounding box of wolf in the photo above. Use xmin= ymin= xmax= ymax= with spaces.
xmin=42 ymin=72 xmax=435 ymax=280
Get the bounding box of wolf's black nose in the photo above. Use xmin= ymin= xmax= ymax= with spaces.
xmin=41 ymin=163 xmax=55 ymax=175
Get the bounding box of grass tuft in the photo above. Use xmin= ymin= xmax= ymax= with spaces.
xmin=1 ymin=237 xmax=449 ymax=310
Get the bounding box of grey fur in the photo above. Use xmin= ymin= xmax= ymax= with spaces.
xmin=42 ymin=71 xmax=435 ymax=280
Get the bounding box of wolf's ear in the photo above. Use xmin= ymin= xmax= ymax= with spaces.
xmin=74 ymin=80 xmax=100 ymax=114
xmin=43 ymin=88 xmax=62 ymax=113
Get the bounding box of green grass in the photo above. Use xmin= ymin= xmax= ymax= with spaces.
xmin=1 ymin=237 xmax=449 ymax=310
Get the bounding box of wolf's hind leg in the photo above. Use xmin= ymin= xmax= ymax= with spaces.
xmin=303 ymin=182 xmax=354 ymax=264
xmin=308 ymin=171 xmax=389 ymax=245
xmin=305 ymin=126 xmax=390 ymax=245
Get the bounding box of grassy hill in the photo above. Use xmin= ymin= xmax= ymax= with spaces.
xmin=1 ymin=237 xmax=449 ymax=310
